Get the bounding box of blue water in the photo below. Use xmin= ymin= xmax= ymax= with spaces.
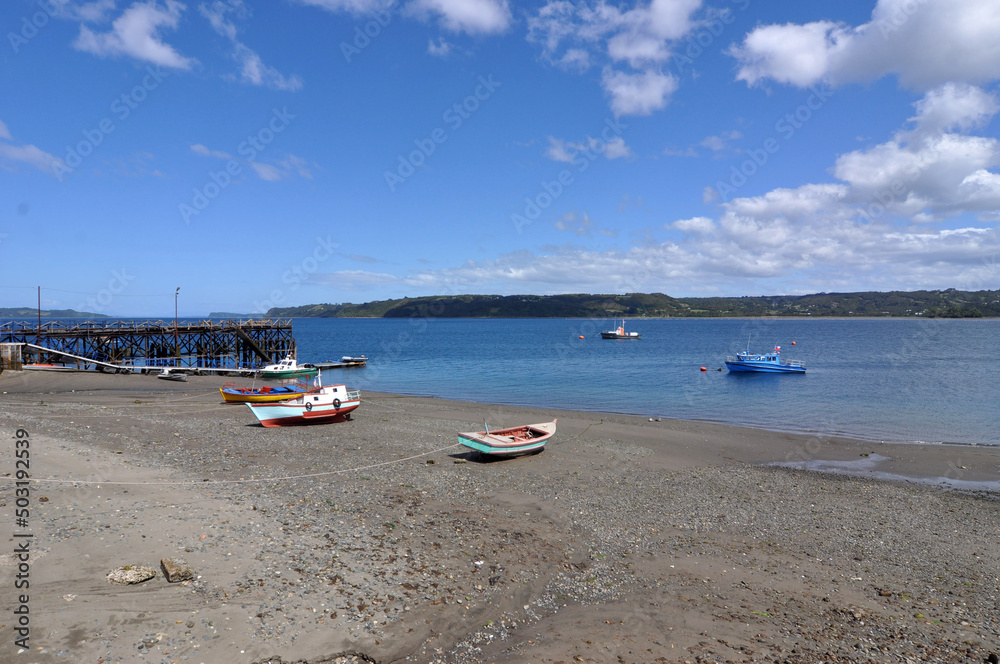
xmin=292 ymin=317 xmax=1000 ymax=447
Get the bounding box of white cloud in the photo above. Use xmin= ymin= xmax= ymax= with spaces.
xmin=528 ymin=0 xmax=702 ymax=68
xmin=909 ymin=82 xmax=1000 ymax=136
xmin=730 ymin=20 xmax=845 ymax=88
xmin=673 ymin=216 xmax=714 ymax=234
xmin=234 ymin=43 xmax=304 ymax=91
xmin=250 ymin=162 xmax=285 ymax=181
xmin=190 ymin=143 xmax=233 ymax=159
xmin=700 ymin=130 xmax=742 ymax=153
xmin=527 ymin=0 xmax=701 ymax=116
xmin=555 ymin=211 xmax=599 ymax=236
xmin=49 ymin=0 xmax=117 ymax=22
xmin=249 ymin=155 xmax=313 ymax=181
xmin=74 ymin=0 xmax=195 ymax=69
xmin=558 ymin=48 xmax=590 ymax=71
xmin=829 ymin=85 xmax=1000 ymax=221
xmin=545 ymin=136 xmax=575 ymax=163
xmin=201 ymin=1 xmax=304 ymax=91
xmin=601 ymin=67 xmax=677 ymax=116
xmin=276 ymin=154 xmax=313 ymax=179
xmin=730 ymin=0 xmax=1000 ymax=90
xmin=296 ymin=0 xmax=510 ymax=35
xmin=428 ymin=37 xmax=452 ymax=56
xmin=373 ymin=84 xmax=1000 ymax=296
xmin=545 ymin=134 xmax=634 ymax=162
xmin=0 ymin=143 xmax=64 ymax=177
xmin=664 ymin=145 xmax=699 ymax=157
xmin=0 ymin=121 xmax=64 ymax=177
xmin=405 ymin=0 xmax=511 ymax=34
xmin=604 ymin=136 xmax=633 ymax=159
xmin=313 ymin=270 xmax=403 ymax=290
xmin=294 ymin=0 xmax=394 ymax=15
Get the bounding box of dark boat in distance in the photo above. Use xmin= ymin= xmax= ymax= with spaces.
xmin=600 ymin=320 xmax=641 ymax=339
xmin=311 ymin=356 xmax=368 ymax=370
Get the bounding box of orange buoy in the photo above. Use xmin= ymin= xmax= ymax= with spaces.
xmin=791 ymin=341 xmax=796 ymax=345
xmin=700 ymin=366 xmax=707 ymax=371
xmin=579 ymin=335 xmax=584 ymax=339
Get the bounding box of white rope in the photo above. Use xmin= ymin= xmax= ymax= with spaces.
xmin=1 ymin=442 xmax=463 ymax=487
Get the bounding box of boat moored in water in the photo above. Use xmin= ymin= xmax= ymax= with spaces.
xmin=311 ymin=356 xmax=368 ymax=370
xmin=257 ymin=356 xmax=318 ymax=380
xmin=600 ymin=320 xmax=641 ymax=339
xmin=725 ymin=346 xmax=805 ymax=373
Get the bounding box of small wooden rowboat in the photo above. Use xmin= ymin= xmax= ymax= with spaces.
xmin=458 ymin=419 xmax=557 ymax=456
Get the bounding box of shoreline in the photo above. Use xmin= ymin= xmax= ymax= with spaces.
xmin=2 ymin=371 xmax=999 ymax=663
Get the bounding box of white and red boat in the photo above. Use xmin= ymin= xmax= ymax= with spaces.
xmin=246 ymin=384 xmax=361 ymax=427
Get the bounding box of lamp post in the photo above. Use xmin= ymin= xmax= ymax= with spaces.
xmin=174 ymin=287 xmax=180 ymax=362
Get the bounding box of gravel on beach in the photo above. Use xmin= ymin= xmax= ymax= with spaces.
xmin=1 ymin=371 xmax=998 ymax=664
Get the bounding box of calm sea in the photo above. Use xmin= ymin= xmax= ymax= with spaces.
xmin=292 ymin=317 xmax=1000 ymax=447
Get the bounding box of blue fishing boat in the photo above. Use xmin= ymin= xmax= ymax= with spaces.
xmin=725 ymin=345 xmax=805 ymax=373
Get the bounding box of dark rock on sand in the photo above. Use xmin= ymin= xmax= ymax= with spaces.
xmin=161 ymin=557 xmax=194 ymax=583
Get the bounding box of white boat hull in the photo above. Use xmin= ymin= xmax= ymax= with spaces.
xmin=247 ymin=385 xmax=361 ymax=427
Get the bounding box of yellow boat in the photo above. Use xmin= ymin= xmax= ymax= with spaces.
xmin=219 ymin=382 xmax=311 ymax=403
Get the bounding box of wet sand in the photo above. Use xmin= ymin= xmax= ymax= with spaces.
xmin=1 ymin=370 xmax=998 ymax=663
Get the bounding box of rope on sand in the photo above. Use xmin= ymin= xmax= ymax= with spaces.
xmin=0 ymin=442 xmax=463 ymax=487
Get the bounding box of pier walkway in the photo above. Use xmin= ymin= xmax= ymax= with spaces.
xmin=0 ymin=319 xmax=295 ymax=374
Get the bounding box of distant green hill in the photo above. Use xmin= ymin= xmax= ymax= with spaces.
xmin=0 ymin=307 xmax=110 ymax=319
xmin=266 ymin=289 xmax=1000 ymax=319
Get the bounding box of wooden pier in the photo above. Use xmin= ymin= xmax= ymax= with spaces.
xmin=0 ymin=319 xmax=295 ymax=374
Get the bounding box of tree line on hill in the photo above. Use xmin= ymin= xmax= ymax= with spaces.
xmin=264 ymin=289 xmax=1000 ymax=319
xmin=0 ymin=307 xmax=110 ymax=319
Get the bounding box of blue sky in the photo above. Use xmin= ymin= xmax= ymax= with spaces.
xmin=1 ymin=0 xmax=999 ymax=316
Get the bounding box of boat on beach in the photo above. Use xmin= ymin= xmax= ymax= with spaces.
xmin=219 ymin=381 xmax=311 ymax=403
xmin=458 ymin=419 xmax=557 ymax=456
xmin=246 ymin=384 xmax=361 ymax=427
xmin=257 ymin=356 xmax=318 ymax=380
xmin=156 ymin=369 xmax=188 ymax=382
xmin=600 ymin=320 xmax=640 ymax=339
xmin=23 ymin=363 xmax=76 ymax=372
xmin=725 ymin=345 xmax=805 ymax=373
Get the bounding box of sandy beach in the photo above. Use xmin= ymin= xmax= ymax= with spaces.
xmin=1 ymin=370 xmax=998 ymax=663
